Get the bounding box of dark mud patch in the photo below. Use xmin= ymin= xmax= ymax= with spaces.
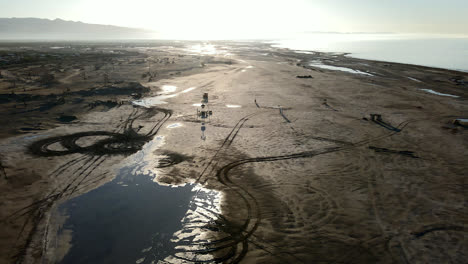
xmin=71 ymin=82 xmax=149 ymax=97
xmin=87 ymin=100 xmax=119 ymax=110
xmin=296 ymin=75 xmax=313 ymax=78
xmin=57 ymin=115 xmax=77 ymax=123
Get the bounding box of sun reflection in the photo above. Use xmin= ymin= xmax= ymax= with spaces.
xmin=163 ymin=185 xmax=223 ymax=263
xmin=188 ymin=44 xmax=217 ymax=55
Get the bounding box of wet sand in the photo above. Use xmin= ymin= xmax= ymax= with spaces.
xmin=0 ymin=41 xmax=467 ymax=263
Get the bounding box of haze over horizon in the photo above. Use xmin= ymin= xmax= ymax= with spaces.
xmin=1 ymin=0 xmax=467 ymax=39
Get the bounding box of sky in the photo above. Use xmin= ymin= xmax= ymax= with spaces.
xmin=1 ymin=0 xmax=467 ymax=39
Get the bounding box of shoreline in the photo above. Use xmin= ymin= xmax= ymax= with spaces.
xmin=269 ymin=36 xmax=468 ymax=73
xmin=290 ymin=47 xmax=468 ymax=74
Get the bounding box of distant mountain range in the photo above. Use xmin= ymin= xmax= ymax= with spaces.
xmin=0 ymin=18 xmax=158 ymax=40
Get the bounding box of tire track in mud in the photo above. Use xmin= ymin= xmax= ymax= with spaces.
xmin=269 ymin=183 xmax=338 ymax=234
xmin=163 ymin=112 xmax=269 ymax=263
xmin=10 ymin=154 xmax=103 ymax=263
xmin=2 ymin=156 xmax=91 ymax=221
xmin=10 ymin=154 xmax=107 ymax=263
xmin=5 ymin=155 xmax=96 ymax=222
xmin=169 ymin=147 xmax=344 ymax=263
xmin=176 ymin=115 xmax=458 ymax=263
xmin=29 ymin=107 xmax=171 ymax=157
xmin=8 ymin=109 xmax=139 ymax=261
xmin=6 ymin=108 xmax=141 ymax=221
xmin=343 ymin=115 xmax=462 ymax=264
xmin=10 ymin=157 xmax=108 ymax=263
xmin=9 ymin=107 xmax=173 ymax=264
xmin=196 ymin=111 xmax=264 ymax=184
xmin=212 ymin=147 xmax=344 ymax=262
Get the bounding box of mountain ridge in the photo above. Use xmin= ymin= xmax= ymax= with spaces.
xmin=0 ymin=17 xmax=158 ymax=40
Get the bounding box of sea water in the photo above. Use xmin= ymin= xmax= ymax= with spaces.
xmin=272 ymin=33 xmax=468 ymax=72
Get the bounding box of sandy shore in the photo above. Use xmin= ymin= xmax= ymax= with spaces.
xmin=0 ymin=41 xmax=467 ymax=263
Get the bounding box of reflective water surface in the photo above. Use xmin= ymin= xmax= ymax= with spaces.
xmin=56 ymin=137 xmax=222 ymax=264
xmin=273 ymin=33 xmax=468 ymax=72
xmin=308 ymin=61 xmax=373 ymax=76
xmin=133 ymin=87 xmax=197 ymax=107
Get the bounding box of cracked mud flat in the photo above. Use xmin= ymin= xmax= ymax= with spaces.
xmin=0 ymin=41 xmax=467 ymax=264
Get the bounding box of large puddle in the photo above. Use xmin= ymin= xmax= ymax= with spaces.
xmin=55 ymin=147 xmax=222 ymax=263
xmin=309 ymin=60 xmax=373 ymax=76
xmin=57 ymin=167 xmax=194 ymax=264
xmin=53 ymin=118 xmax=222 ymax=263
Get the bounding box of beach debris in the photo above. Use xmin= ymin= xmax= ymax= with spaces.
xmin=322 ymin=99 xmax=338 ymax=111
xmin=453 ymin=118 xmax=468 ymax=128
xmin=370 ymin=114 xmax=383 ymax=122
xmin=449 ymin=76 xmax=467 ymax=86
xmin=369 ymin=114 xmax=401 ymax=132
xmin=296 ymin=75 xmax=313 ymax=78
xmin=369 ymin=146 xmax=418 ymax=158
xmin=279 ymin=105 xmax=291 ymax=123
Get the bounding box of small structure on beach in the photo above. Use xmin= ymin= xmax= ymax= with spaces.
xmin=370 ymin=114 xmax=383 ymax=122
xmin=197 ymin=93 xmax=213 ymax=120
xmin=197 ymin=93 xmax=213 ymax=140
xmin=201 ymin=122 xmax=206 ymax=140
xmin=369 ymin=114 xmax=401 ymax=132
xmin=197 ymin=103 xmax=213 ymax=120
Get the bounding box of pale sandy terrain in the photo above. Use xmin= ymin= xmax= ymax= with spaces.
xmin=0 ymin=42 xmax=467 ymax=263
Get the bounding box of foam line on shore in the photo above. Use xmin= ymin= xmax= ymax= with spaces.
xmin=420 ymin=89 xmax=459 ymax=98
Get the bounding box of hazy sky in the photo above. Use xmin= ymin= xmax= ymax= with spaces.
xmin=1 ymin=0 xmax=467 ymax=39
